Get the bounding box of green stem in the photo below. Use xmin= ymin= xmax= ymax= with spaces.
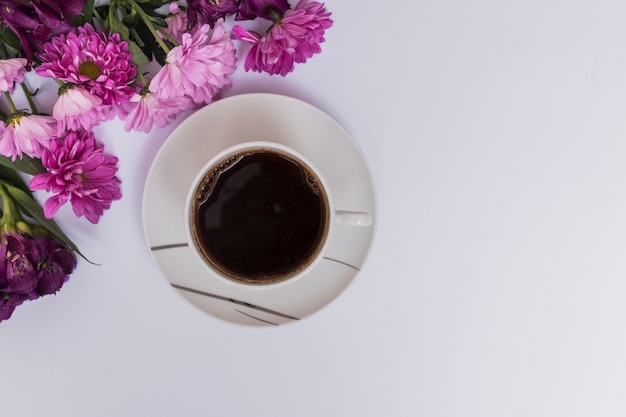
xmin=127 ymin=0 xmax=172 ymax=53
xmin=20 ymin=83 xmax=38 ymax=115
xmin=137 ymin=71 xmax=148 ymax=89
xmin=3 ymin=92 xmax=17 ymax=114
xmin=156 ymin=26 xmax=178 ymax=46
xmin=82 ymin=0 xmax=95 ymax=24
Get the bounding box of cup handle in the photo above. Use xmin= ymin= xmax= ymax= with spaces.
xmin=335 ymin=210 xmax=373 ymax=226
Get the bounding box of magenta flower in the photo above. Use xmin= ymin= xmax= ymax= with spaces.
xmin=162 ymin=3 xmax=189 ymax=43
xmin=124 ymin=90 xmax=191 ymax=133
xmin=52 ymin=84 xmax=108 ymax=133
xmin=0 ymin=58 xmax=28 ymax=93
xmin=232 ymin=0 xmax=333 ymax=76
xmin=36 ymin=23 xmax=137 ymax=107
xmin=0 ymin=112 xmax=57 ymax=161
xmin=149 ymin=21 xmax=237 ymax=105
xmin=29 ymin=129 xmax=122 ymax=224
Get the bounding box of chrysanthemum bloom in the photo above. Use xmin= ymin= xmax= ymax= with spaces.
xmin=149 ymin=21 xmax=237 ymax=105
xmin=0 ymin=0 xmax=85 ymax=63
xmin=162 ymin=3 xmax=188 ymax=43
xmin=124 ymin=89 xmax=191 ymax=133
xmin=52 ymin=83 xmax=108 ymax=133
xmin=29 ymin=129 xmax=122 ymax=224
xmin=0 ymin=112 xmax=57 ymax=160
xmin=0 ymin=58 xmax=28 ymax=93
xmin=36 ymin=23 xmax=137 ymax=107
xmin=232 ymin=0 xmax=333 ymax=76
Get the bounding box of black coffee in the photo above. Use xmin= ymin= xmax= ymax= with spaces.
xmin=191 ymin=149 xmax=328 ymax=284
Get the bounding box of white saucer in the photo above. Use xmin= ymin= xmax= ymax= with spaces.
xmin=142 ymin=94 xmax=376 ymax=326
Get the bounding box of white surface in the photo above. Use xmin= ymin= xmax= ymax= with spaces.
xmin=3 ymin=1 xmax=626 ymax=416
xmin=143 ymin=95 xmax=375 ymax=325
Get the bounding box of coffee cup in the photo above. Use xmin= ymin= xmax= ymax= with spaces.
xmin=185 ymin=142 xmax=371 ymax=287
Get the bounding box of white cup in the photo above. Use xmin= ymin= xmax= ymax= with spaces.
xmin=184 ymin=142 xmax=372 ymax=288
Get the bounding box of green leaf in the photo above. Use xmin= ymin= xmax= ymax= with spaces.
xmin=75 ymin=0 xmax=95 ymax=26
xmin=128 ymin=39 xmax=151 ymax=66
xmin=107 ymin=3 xmax=131 ymax=40
xmin=4 ymin=184 xmax=93 ymax=263
xmin=0 ymin=165 xmax=32 ymax=196
xmin=0 ymin=154 xmax=45 ymax=176
xmin=149 ymin=15 xmax=167 ymax=28
xmin=0 ymin=27 xmax=20 ymax=53
xmin=122 ymin=6 xmax=139 ymax=27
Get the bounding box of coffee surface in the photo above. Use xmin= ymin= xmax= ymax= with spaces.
xmin=192 ymin=149 xmax=328 ymax=283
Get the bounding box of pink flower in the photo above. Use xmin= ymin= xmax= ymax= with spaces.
xmin=52 ymin=84 xmax=108 ymax=133
xmin=149 ymin=21 xmax=237 ymax=105
xmin=124 ymin=90 xmax=191 ymax=133
xmin=162 ymin=3 xmax=188 ymax=43
xmin=0 ymin=58 xmax=28 ymax=93
xmin=29 ymin=129 xmax=122 ymax=224
xmin=35 ymin=23 xmax=137 ymax=107
xmin=0 ymin=113 xmax=57 ymax=161
xmin=232 ymin=0 xmax=332 ymax=76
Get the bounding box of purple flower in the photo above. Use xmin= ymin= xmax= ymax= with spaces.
xmin=36 ymin=23 xmax=137 ymax=107
xmin=0 ymin=0 xmax=85 ymax=63
xmin=0 ymin=231 xmax=39 ymax=297
xmin=186 ymin=0 xmax=240 ymax=28
xmin=232 ymin=0 xmax=333 ymax=76
xmin=149 ymin=21 xmax=237 ymax=105
xmin=186 ymin=0 xmax=290 ymax=26
xmin=0 ymin=293 xmax=26 ymax=321
xmin=0 ymin=232 xmax=76 ymax=322
xmin=239 ymin=0 xmax=291 ymax=21
xmin=0 ymin=112 xmax=57 ymax=161
xmin=29 ymin=129 xmax=122 ymax=224
xmin=34 ymin=236 xmax=76 ymax=296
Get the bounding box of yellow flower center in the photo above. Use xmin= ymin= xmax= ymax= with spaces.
xmin=79 ymin=61 xmax=101 ymax=80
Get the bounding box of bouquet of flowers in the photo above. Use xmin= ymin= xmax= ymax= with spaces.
xmin=0 ymin=0 xmax=333 ymax=322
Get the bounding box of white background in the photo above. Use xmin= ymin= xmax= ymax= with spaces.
xmin=3 ymin=1 xmax=626 ymax=416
